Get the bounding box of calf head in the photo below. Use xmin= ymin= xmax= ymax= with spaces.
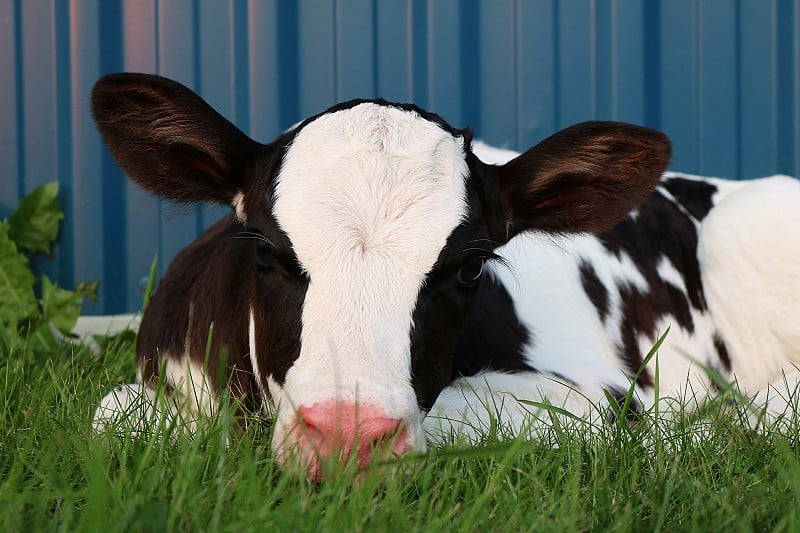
xmin=92 ymin=73 xmax=670 ymax=480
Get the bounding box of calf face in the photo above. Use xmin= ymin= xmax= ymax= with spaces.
xmin=92 ymin=73 xmax=670 ymax=480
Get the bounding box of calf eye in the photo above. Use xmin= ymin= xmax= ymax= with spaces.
xmin=255 ymin=240 xmax=276 ymax=268
xmin=457 ymin=256 xmax=486 ymax=286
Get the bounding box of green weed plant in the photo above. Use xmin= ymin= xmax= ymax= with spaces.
xmin=0 ymin=182 xmax=97 ymax=356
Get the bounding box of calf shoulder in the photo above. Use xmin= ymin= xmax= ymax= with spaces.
xmin=137 ymin=215 xmax=259 ymax=411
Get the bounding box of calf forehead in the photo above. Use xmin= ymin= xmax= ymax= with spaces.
xmin=273 ymin=103 xmax=470 ymax=285
xmin=269 ymin=103 xmax=470 ymax=385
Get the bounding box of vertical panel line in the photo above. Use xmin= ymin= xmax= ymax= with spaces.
xmin=13 ymin=0 xmax=25 ymax=198
xmin=99 ymin=0 xmax=127 ymax=311
xmin=192 ymin=0 xmax=203 ymax=236
xmin=234 ymin=0 xmax=250 ymax=131
xmin=277 ymin=1 xmax=298 ymax=129
xmin=458 ymin=0 xmax=478 ymax=132
xmin=154 ymin=0 xmax=160 ymax=72
xmin=643 ymin=0 xmax=660 ymax=129
xmin=333 ymin=0 xmax=339 ymax=103
xmin=406 ymin=1 xmax=413 ymax=100
xmin=55 ymin=0 xmax=73 ymax=284
xmin=611 ymin=0 xmax=618 ymax=119
xmin=795 ymin=0 xmax=800 ymax=175
xmin=773 ymin=0 xmax=781 ymax=169
xmin=372 ymin=0 xmax=379 ymax=95
xmin=410 ymin=0 xmax=428 ymax=107
xmin=776 ymin=0 xmax=796 ymax=174
xmin=734 ymin=0 xmax=742 ymax=178
xmin=154 ymin=0 xmax=163 ymax=277
xmin=590 ymin=0 xmax=596 ymax=118
xmin=514 ymin=0 xmax=520 ymax=145
xmin=192 ymin=0 xmax=201 ymax=91
xmin=694 ymin=1 xmax=702 ymax=172
xmin=552 ymin=0 xmax=560 ymax=129
xmin=426 ymin=0 xmax=434 ymax=105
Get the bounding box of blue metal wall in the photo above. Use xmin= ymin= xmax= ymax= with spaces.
xmin=1 ymin=0 xmax=799 ymax=314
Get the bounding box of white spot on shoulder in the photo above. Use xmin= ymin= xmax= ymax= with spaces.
xmin=164 ymin=357 xmax=215 ymax=417
xmin=656 ymin=256 xmax=687 ymax=294
xmin=93 ymin=383 xmax=162 ymax=435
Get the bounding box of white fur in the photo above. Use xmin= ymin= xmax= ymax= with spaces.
xmin=92 ymin=355 xmax=214 ymax=436
xmin=495 ymin=233 xmax=640 ymax=389
xmin=424 ymin=371 xmax=606 ymax=445
xmin=232 ymin=191 xmax=246 ymax=223
xmin=247 ymin=308 xmax=269 ymax=412
xmin=698 ymin=176 xmax=800 ymax=389
xmin=470 ymin=140 xmax=520 ymax=165
xmin=164 ymin=356 xmax=215 ymax=417
xmin=267 ymin=103 xmax=470 ymax=455
xmin=92 ymin=379 xmax=213 ymax=439
xmin=93 ymin=383 xmax=164 ymax=436
xmin=749 ymin=368 xmax=800 ymax=430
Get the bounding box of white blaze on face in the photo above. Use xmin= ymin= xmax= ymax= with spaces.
xmin=268 ymin=103 xmax=470 ymax=449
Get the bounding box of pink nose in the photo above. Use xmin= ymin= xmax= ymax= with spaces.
xmin=292 ymin=402 xmax=407 ymax=481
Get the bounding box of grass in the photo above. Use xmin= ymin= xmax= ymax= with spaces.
xmin=2 ymin=336 xmax=800 ymax=531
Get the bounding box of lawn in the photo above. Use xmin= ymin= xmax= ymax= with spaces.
xmin=2 ymin=332 xmax=800 ymax=532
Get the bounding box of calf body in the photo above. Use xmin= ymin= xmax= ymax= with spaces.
xmin=92 ymin=74 xmax=800 ymax=481
xmin=428 ymin=165 xmax=800 ymax=440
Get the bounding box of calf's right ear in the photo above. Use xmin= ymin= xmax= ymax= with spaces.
xmin=92 ymin=73 xmax=264 ymax=205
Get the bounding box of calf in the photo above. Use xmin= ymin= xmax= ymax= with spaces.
xmin=92 ymin=73 xmax=800 ymax=481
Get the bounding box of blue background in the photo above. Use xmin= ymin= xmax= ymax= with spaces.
xmin=1 ymin=0 xmax=798 ymax=314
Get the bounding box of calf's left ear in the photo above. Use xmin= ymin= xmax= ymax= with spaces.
xmin=480 ymin=121 xmax=671 ymax=244
xmin=92 ymin=73 xmax=263 ymax=205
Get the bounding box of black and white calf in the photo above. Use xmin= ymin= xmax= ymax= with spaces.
xmin=93 ymin=73 xmax=800 ymax=481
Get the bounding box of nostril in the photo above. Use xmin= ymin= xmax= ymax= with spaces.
xmin=299 ymin=417 xmax=324 ymax=441
xmin=296 ymin=405 xmax=341 ymax=436
xmin=359 ymin=417 xmax=403 ymax=448
xmin=363 ymin=420 xmax=408 ymax=467
xmin=296 ymin=406 xmax=340 ymax=453
xmin=296 ymin=406 xmax=321 ymax=432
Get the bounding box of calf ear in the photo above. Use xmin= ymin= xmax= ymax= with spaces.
xmin=481 ymin=121 xmax=671 ymax=244
xmin=92 ymin=73 xmax=263 ymax=205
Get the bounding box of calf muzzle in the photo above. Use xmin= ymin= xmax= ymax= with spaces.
xmin=282 ymin=401 xmax=410 ymax=482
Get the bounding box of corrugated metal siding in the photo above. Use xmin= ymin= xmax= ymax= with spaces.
xmin=1 ymin=0 xmax=798 ymax=314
